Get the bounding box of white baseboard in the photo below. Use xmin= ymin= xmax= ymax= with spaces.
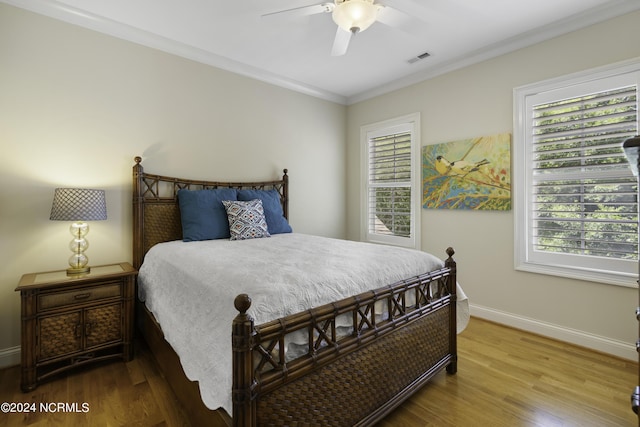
xmin=470 ymin=303 xmax=637 ymax=361
xmin=0 ymin=346 xmax=21 ymax=369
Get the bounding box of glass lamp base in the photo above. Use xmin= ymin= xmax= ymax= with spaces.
xmin=67 ymin=222 xmax=90 ymax=276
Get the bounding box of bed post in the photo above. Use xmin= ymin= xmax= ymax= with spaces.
xmin=445 ymin=247 xmax=458 ymax=375
xmin=232 ymin=294 xmax=256 ymax=427
xmin=132 ymin=156 xmax=144 ymax=270
xmin=282 ymin=169 xmax=289 ymax=220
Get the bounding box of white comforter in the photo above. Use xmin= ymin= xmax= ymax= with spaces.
xmin=138 ymin=233 xmax=469 ymax=414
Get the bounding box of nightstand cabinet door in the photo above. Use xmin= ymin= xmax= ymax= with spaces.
xmin=85 ymin=303 xmax=122 ymax=348
xmin=38 ymin=311 xmax=83 ymax=360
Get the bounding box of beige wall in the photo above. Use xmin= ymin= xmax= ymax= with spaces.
xmin=346 ymin=11 xmax=640 ymax=359
xmin=0 ymin=4 xmax=347 ymax=364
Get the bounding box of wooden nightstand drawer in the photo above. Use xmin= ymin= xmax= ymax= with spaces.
xmin=38 ymin=282 xmax=121 ymax=311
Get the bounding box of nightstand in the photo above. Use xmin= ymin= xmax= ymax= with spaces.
xmin=15 ymin=262 xmax=137 ymax=391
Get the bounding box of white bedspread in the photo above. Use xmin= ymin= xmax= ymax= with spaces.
xmin=138 ymin=233 xmax=469 ymax=414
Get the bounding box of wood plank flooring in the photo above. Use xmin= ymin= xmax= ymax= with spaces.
xmin=0 ymin=339 xmax=190 ymax=427
xmin=379 ymin=318 xmax=638 ymax=427
xmin=0 ymin=317 xmax=637 ymax=426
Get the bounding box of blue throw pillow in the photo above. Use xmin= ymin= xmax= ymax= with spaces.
xmin=237 ymin=189 xmax=292 ymax=234
xmin=178 ymin=188 xmax=238 ymax=241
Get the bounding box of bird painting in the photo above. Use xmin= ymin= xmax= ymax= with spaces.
xmin=435 ymin=156 xmax=490 ymax=177
xmin=422 ymin=133 xmax=511 ymax=210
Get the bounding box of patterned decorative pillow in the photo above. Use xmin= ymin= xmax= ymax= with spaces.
xmin=222 ymin=199 xmax=271 ymax=240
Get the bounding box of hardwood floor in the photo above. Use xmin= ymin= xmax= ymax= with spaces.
xmin=0 ymin=340 xmax=190 ymax=427
xmin=380 ymin=318 xmax=638 ymax=427
xmin=0 ymin=318 xmax=637 ymax=426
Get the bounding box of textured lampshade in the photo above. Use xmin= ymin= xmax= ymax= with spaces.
xmin=50 ymin=188 xmax=107 ymax=275
xmin=50 ymin=188 xmax=107 ymax=221
xmin=332 ymin=0 xmax=380 ymax=33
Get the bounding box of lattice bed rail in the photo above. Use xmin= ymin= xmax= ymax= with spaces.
xmin=232 ymin=248 xmax=457 ymax=426
xmin=136 ymin=171 xmax=288 ymax=200
xmin=133 ymin=156 xmax=287 ymax=201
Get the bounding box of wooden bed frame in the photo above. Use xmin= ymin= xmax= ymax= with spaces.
xmin=132 ymin=156 xmax=458 ymax=426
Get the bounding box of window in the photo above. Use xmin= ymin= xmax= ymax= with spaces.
xmin=361 ymin=113 xmax=420 ymax=249
xmin=514 ymin=60 xmax=640 ymax=287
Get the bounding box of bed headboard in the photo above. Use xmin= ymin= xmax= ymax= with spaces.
xmin=132 ymin=156 xmax=289 ymax=269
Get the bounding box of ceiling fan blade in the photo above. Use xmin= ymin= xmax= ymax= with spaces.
xmin=385 ymin=0 xmax=473 ymax=17
xmin=376 ymin=5 xmax=426 ymax=36
xmin=331 ymin=27 xmax=353 ymax=56
xmin=262 ymin=3 xmax=333 ymax=20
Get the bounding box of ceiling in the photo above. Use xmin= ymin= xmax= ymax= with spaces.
xmin=6 ymin=0 xmax=640 ymax=104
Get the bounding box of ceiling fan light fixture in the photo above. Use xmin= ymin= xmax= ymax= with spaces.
xmin=332 ymin=0 xmax=379 ymax=33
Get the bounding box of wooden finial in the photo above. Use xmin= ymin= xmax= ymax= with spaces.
xmin=446 ymin=247 xmax=455 ymax=258
xmin=234 ymin=294 xmax=251 ymax=314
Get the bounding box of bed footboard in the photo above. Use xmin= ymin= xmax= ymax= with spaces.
xmin=233 ymin=249 xmax=457 ymax=426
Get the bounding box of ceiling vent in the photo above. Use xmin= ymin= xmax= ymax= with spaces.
xmin=407 ymin=51 xmax=431 ymax=64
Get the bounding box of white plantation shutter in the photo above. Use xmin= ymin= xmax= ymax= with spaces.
xmin=361 ymin=114 xmax=420 ymax=249
xmin=368 ymin=130 xmax=412 ymax=238
xmin=514 ymin=61 xmax=640 ymax=286
xmin=532 ymin=86 xmax=638 ymax=258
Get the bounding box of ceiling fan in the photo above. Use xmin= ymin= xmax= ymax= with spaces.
xmin=263 ymin=0 xmax=422 ymax=56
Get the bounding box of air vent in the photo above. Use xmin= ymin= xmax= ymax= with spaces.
xmin=407 ymin=51 xmax=431 ymax=64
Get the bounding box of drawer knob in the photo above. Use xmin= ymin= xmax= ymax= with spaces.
xmin=74 ymin=293 xmax=91 ymax=300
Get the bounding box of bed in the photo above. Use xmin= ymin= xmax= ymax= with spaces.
xmin=132 ymin=156 xmax=468 ymax=426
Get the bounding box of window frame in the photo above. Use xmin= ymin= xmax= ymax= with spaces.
xmin=360 ymin=113 xmax=421 ymax=249
xmin=513 ymin=59 xmax=640 ymax=288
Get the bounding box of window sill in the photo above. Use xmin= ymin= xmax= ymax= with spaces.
xmin=515 ymin=261 xmax=637 ymax=288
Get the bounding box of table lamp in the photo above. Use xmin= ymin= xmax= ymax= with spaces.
xmin=49 ymin=188 xmax=107 ymax=275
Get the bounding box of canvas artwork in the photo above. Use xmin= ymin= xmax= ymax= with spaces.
xmin=422 ymin=133 xmax=511 ymax=210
